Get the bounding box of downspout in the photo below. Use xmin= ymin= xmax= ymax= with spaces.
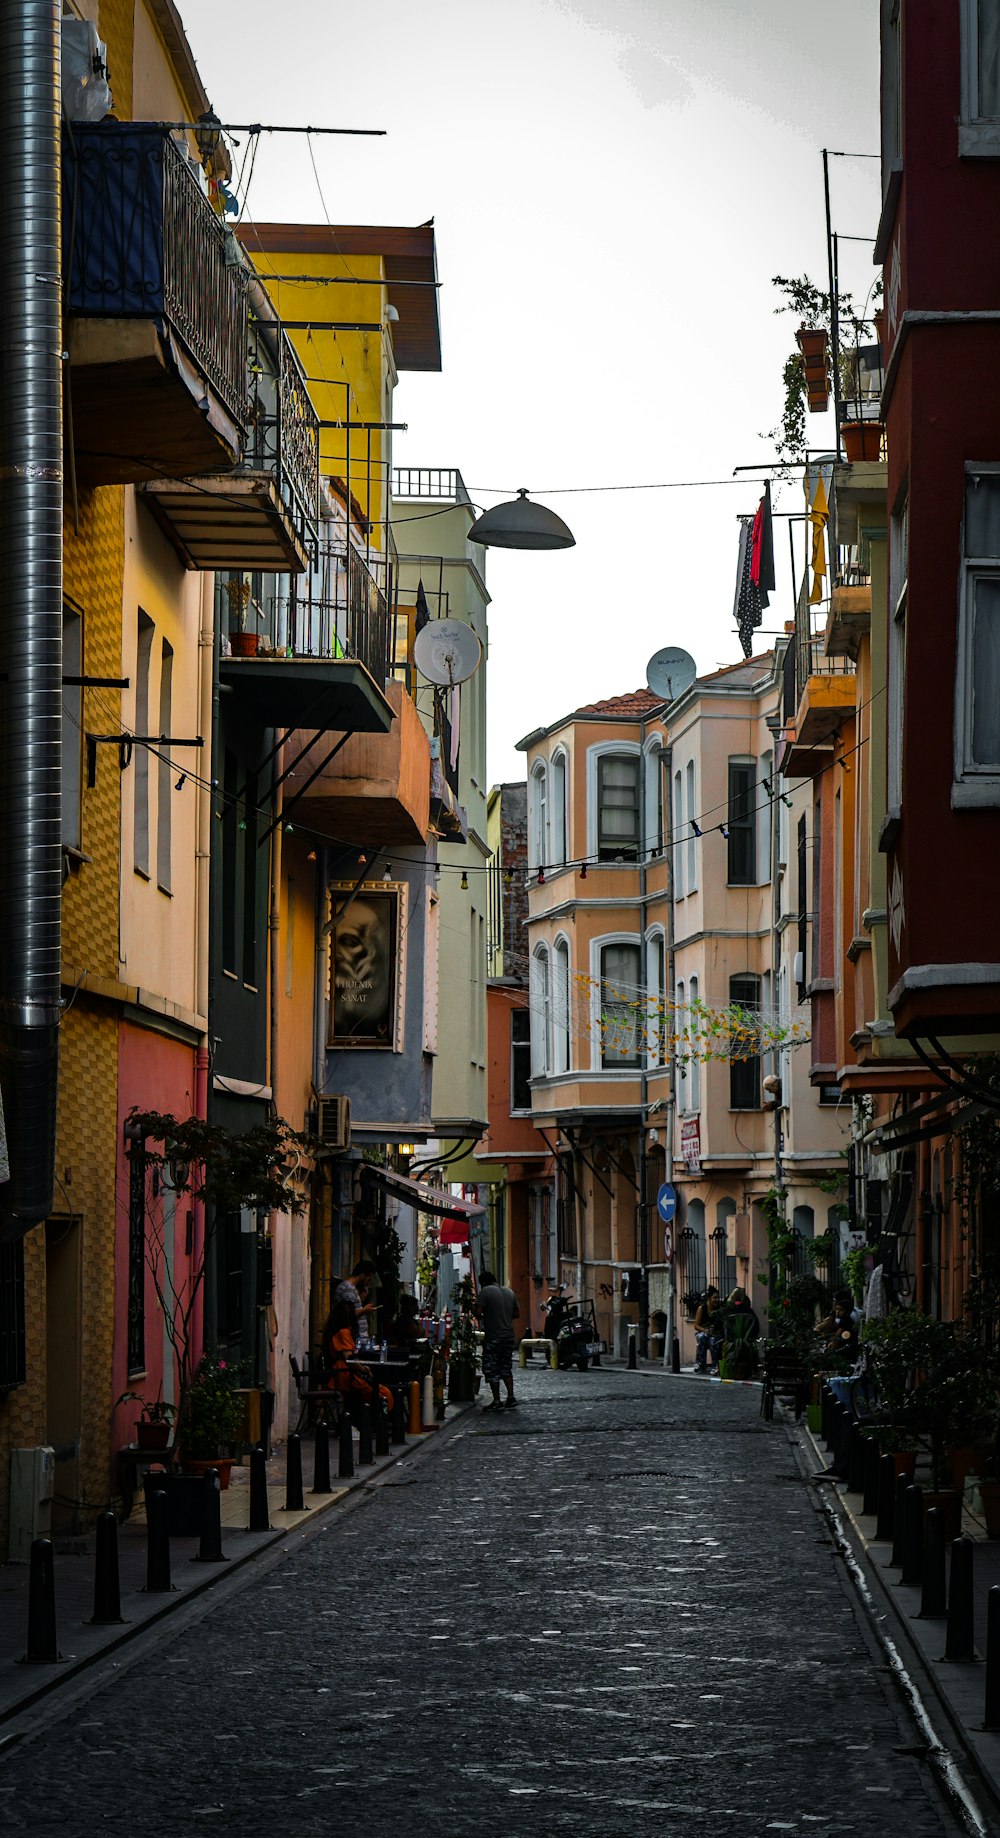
xmin=660 ymin=741 xmax=679 ymax=1371
xmin=266 ymin=751 xmax=282 ymax=1406
xmin=0 ymin=0 xmax=63 ymax=1238
xmin=637 ymin=716 xmax=650 ymax=1358
xmin=191 ymin=571 xmax=214 ymax=1367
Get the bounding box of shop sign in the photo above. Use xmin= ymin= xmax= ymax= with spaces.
xmin=681 ymin=1116 xmax=701 ymax=1175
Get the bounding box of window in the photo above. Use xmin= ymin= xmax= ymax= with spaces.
xmin=811 ymin=797 xmax=822 ymax=985
xmin=242 ymin=769 xmax=258 ymax=987
xmin=673 ymin=770 xmax=684 ymax=896
xmin=758 ymin=751 xmax=773 ymax=885
xmin=156 ymin=639 xmax=173 ymax=891
xmin=552 ymin=936 xmax=570 ymax=1073
xmin=887 ymin=498 xmax=908 ymax=814
xmin=62 ymin=607 xmax=82 ymax=850
xmin=729 ymin=973 xmax=761 ymax=1109
xmin=644 ymin=743 xmax=663 ymax=856
xmin=686 ymin=759 xmax=698 ymax=890
xmin=133 ymin=612 xmax=154 ymax=876
xmin=221 ymin=748 xmax=238 ymax=976
xmin=597 ymin=755 xmax=640 ymax=860
xmin=834 ymin=788 xmax=842 ymax=993
xmin=511 ymin=1007 xmax=531 ymax=1112
xmin=529 ymin=762 xmax=548 ymax=869
xmin=600 ymin=940 xmax=641 ymax=1067
xmin=675 ymin=977 xmax=685 ymax=1097
xmin=646 ymin=932 xmax=665 ymax=1067
xmin=126 ymin=1131 xmax=146 ymax=1377
xmin=960 ymin=1 xmax=1000 ymax=151
xmin=955 ymin=470 xmax=1000 ymax=801
xmin=689 ymin=975 xmax=701 ymax=1113
xmin=423 ymin=889 xmax=440 ymax=1053
xmin=727 ymin=759 xmax=756 ymax=884
xmin=530 ymin=946 xmax=551 ymax=1077
xmin=551 ymin=751 xmax=567 ymax=864
xmin=796 ymin=814 xmax=808 ymax=999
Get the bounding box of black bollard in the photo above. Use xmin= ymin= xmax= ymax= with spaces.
xmin=357 ymin=1403 xmax=374 ymax=1466
xmin=863 ymin=1434 xmax=881 ymax=1517
xmin=832 ymin=1400 xmax=847 ymax=1471
xmin=821 ymin=1386 xmax=832 ymax=1446
xmin=391 ymin=1387 xmax=407 ymax=1446
xmin=945 ymin=1537 xmax=976 ymax=1663
xmin=890 ymin=1470 xmax=911 ymax=1568
xmin=375 ymin=1401 xmax=390 ymax=1457
xmin=627 ymin=1330 xmax=637 ymax=1371
xmin=919 ymin=1508 xmax=947 ymax=1617
xmin=145 ymin=1488 xmax=172 ymax=1594
xmin=901 ymin=1484 xmax=925 ymax=1588
xmin=249 ymin=1444 xmax=270 ymax=1531
xmin=985 ymin=1587 xmax=1000 ymax=1729
xmin=338 ymin=1411 xmax=355 ymax=1480
xmin=285 ymin=1434 xmax=304 ymax=1511
xmin=90 ymin=1511 xmax=125 ymax=1624
xmin=193 ymin=1469 xmax=226 ymax=1563
xmin=876 ymin=1455 xmax=896 ymax=1543
xmin=847 ymin=1419 xmax=866 ymax=1495
xmin=670 ymin=1334 xmax=680 ymax=1374
xmin=313 ymin=1419 xmax=333 ymax=1493
xmin=22 ymin=1538 xmax=60 ymax=1663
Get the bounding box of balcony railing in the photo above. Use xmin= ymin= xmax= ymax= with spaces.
xmin=242 ymin=319 xmax=320 ymax=563
xmin=391 ymin=466 xmax=471 ymax=504
xmin=64 ymin=123 xmax=249 ymax=431
xmin=221 ymin=542 xmax=392 ymax=686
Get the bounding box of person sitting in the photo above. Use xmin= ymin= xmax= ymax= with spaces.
xmin=334 ymin=1259 xmax=376 ymax=1341
xmin=322 ymin=1298 xmax=393 ymax=1412
xmin=693 ymin=1286 xmax=722 ymax=1373
xmin=386 ymin=1294 xmax=422 ymax=1349
xmin=815 ymin=1288 xmax=860 ymax=1363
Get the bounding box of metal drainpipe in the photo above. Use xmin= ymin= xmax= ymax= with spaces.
xmin=0 ymin=0 xmax=63 ymax=1237
xmin=191 ymin=572 xmax=214 ymax=1370
xmin=660 ymin=742 xmax=680 ymax=1371
xmin=637 ymin=716 xmax=650 ymax=1358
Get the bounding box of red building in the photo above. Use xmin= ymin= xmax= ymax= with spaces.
xmin=878 ymin=0 xmax=1000 ymax=1041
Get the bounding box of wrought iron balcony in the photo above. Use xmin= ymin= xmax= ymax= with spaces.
xmin=63 ymin=122 xmax=249 ymax=484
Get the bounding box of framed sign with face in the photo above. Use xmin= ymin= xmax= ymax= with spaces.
xmin=328 ymin=884 xmax=404 ymax=1048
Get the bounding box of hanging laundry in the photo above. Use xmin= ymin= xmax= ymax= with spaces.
xmin=734 ymin=514 xmax=763 ymax=658
xmin=808 ymin=472 xmax=829 ymax=605
xmin=750 ymin=481 xmax=775 ymax=608
xmin=415 ymin=579 xmax=431 ymax=633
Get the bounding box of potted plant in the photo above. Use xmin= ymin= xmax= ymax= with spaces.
xmin=447 ymin=1272 xmax=479 ymax=1404
xmin=769 ymin=272 xmax=883 ymax=466
xmin=116 ymin=1390 xmax=177 ymax=1451
xmin=224 ymin=575 xmax=258 ymax=657
xmin=180 ymin=1353 xmax=247 ymax=1487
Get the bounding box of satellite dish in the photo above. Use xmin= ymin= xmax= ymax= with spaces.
xmin=646 ymin=646 xmax=697 ymax=702
xmin=413 ymin=619 xmax=483 ymax=687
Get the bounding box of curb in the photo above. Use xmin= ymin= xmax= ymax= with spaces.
xmin=0 ymin=1403 xmax=474 ymax=1735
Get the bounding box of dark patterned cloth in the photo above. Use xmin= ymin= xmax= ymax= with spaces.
xmin=481 ymin=1334 xmax=515 ymax=1383
xmin=734 ymin=514 xmax=763 ymax=658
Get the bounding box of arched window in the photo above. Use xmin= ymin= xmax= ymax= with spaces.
xmin=686 ymin=759 xmax=698 ymax=891
xmin=644 ymin=739 xmax=663 ymax=857
xmin=714 ymin=1198 xmax=737 ymax=1295
xmin=550 ymin=751 xmax=568 ymax=865
xmin=599 ymin=939 xmax=641 ymax=1067
xmin=793 ymin=1204 xmax=815 ymax=1242
xmin=646 ymin=930 xmax=665 ymax=1067
xmin=688 ymin=974 xmax=701 ymax=1113
xmin=530 ymin=945 xmax=550 ymax=1077
xmin=682 ymin=1197 xmax=706 ymax=1301
xmin=529 ymin=761 xmax=548 ymax=870
xmin=552 ymin=935 xmax=570 ymax=1073
xmin=675 ymin=976 xmax=686 ymax=1099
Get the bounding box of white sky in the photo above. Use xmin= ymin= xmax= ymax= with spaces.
xmin=181 ymin=0 xmax=881 ymax=782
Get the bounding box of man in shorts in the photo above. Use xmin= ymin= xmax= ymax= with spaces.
xmin=475 ymin=1269 xmax=520 ymax=1412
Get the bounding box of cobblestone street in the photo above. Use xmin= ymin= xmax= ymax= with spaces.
xmin=0 ymin=1371 xmax=971 ymax=1837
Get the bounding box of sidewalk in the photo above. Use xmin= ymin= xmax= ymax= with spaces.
xmin=795 ymin=1406 xmax=1000 ymax=1818
xmin=0 ymin=1409 xmax=468 ymax=1728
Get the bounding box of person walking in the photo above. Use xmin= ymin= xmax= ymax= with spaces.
xmin=475 ymin=1269 xmax=520 ymax=1412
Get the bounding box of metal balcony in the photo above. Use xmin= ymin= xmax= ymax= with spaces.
xmin=63 ymin=123 xmax=249 ymax=484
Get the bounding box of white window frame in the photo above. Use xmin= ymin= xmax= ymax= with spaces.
xmin=550 ymin=747 xmax=568 ymax=865
xmin=960 ymin=0 xmax=1000 ymax=153
xmin=551 ymin=932 xmax=571 ymax=1074
xmin=688 ymin=973 xmax=701 ymax=1114
xmin=758 ymin=750 xmax=773 ymax=886
xmin=685 ymin=758 xmax=698 ymax=892
xmin=643 ymin=731 xmax=664 ymax=857
xmin=675 ymin=976 xmax=686 ymax=1102
xmin=644 ymin=925 xmax=666 ymax=1069
xmin=529 ymin=759 xmax=548 ymax=870
xmin=530 ymin=943 xmax=551 ymax=1077
xmin=589 ymin=930 xmax=642 ymax=1072
xmin=954 ymin=465 xmax=1000 ymax=804
xmin=586 ymin=739 xmax=641 ymax=863
xmin=887 ymin=499 xmax=908 ymax=816
xmin=673 ymin=768 xmax=685 ymax=897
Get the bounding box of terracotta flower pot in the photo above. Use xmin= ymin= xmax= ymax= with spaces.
xmin=841 ymin=420 xmax=884 ymax=463
xmin=183 ymin=1456 xmax=235 ymax=1490
xmin=229 ymin=630 xmax=259 ymax=657
xmin=796 ymin=326 xmax=828 ymax=364
xmin=889 ymin=1449 xmax=917 ymax=1480
xmin=978 ymin=1479 xmax=1000 ymax=1537
xmin=135 ymin=1419 xmax=170 ymax=1451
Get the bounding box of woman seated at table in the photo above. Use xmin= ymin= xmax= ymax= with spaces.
xmin=322 ymin=1298 xmax=394 ymax=1410
xmin=385 ymin=1294 xmax=422 ymax=1349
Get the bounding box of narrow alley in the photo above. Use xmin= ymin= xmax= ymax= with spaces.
xmin=0 ymin=1372 xmax=969 ymax=1838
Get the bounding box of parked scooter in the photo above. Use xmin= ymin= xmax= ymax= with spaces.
xmin=540 ymin=1290 xmax=604 ymax=1371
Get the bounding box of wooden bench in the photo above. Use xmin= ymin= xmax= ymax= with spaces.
xmin=760 ymin=1347 xmax=810 ymax=1422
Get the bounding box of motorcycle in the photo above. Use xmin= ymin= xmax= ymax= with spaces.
xmin=540 ymin=1292 xmax=604 ymax=1372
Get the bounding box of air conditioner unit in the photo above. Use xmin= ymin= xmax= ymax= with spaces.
xmin=793 ymin=949 xmax=805 ymax=986
xmin=316 ymin=1094 xmax=351 ymax=1153
xmin=9 ymin=1446 xmax=55 ymax=1564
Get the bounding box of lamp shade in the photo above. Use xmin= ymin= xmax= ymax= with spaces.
xmin=467 ymin=488 xmax=575 ymax=551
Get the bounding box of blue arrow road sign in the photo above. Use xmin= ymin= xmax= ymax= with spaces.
xmin=656 ymin=1182 xmax=677 ymax=1225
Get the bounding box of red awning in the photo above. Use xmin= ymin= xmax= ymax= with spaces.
xmin=360 ymin=1165 xmax=485 ymax=1221
xmin=438 ymin=1214 xmax=472 ymax=1247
